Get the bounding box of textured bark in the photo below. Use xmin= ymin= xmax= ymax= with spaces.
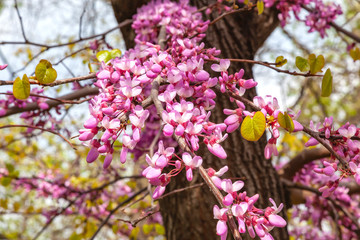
xmin=110 ymin=0 xmax=150 ymax=49
xmin=111 ymin=1 xmax=289 ymax=239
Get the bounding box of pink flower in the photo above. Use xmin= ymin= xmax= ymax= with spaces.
xmin=265 ymin=198 xmax=287 ymax=228
xmin=221 ymin=179 xmax=244 ymax=206
xmin=205 ymin=128 xmax=228 ymax=159
xmin=0 ymin=64 xmax=7 ymax=70
xmin=182 ymin=152 xmax=203 ymax=181
xmin=213 ymin=205 xmax=228 ymax=240
xmin=211 ymin=59 xmax=230 ymax=72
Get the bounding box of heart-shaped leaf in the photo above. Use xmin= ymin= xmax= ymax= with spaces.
xmin=350 ymin=47 xmax=360 ymax=62
xmin=110 ymin=49 xmax=122 ymax=59
xmin=240 ymin=111 xmax=266 ymax=141
xmin=321 ymin=68 xmax=333 ymax=97
xmin=257 ymin=0 xmax=264 ymax=15
xmin=277 ymin=112 xmax=295 ymax=132
xmin=13 ymin=74 xmax=30 ymax=100
xmin=35 ymin=59 xmax=57 ymax=84
xmin=308 ymin=54 xmax=324 ymax=74
xmin=96 ymin=50 xmax=111 ymax=63
xmin=275 ymin=56 xmax=287 ymax=67
xmin=295 ymin=56 xmax=310 ymax=72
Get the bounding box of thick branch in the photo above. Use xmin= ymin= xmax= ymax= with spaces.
xmin=279 ymin=147 xmax=330 ymax=180
xmin=2 ymin=86 xmax=99 ymax=118
xmin=150 ymin=76 xmax=241 ymax=240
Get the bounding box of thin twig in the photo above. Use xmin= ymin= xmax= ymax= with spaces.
xmin=210 ymin=5 xmax=256 ymax=26
xmin=0 ymin=19 xmax=133 ymax=48
xmin=32 ymin=196 xmax=80 ymax=240
xmin=0 ymin=73 xmax=96 ymax=86
xmin=89 ymin=187 xmax=147 ymax=240
xmin=1 ymin=86 xmax=99 ymax=118
xmin=156 ymin=183 xmax=205 ymax=200
xmin=206 ymin=58 xmax=323 ymax=77
xmin=79 ymin=4 xmax=87 ymax=40
xmin=14 ymin=0 xmax=27 ymax=42
xmin=0 ymin=124 xmax=76 ymax=149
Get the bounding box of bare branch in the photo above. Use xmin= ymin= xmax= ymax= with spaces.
xmin=14 ymin=0 xmax=27 ymax=42
xmin=279 ymin=147 xmax=330 ymax=180
xmin=0 ymin=124 xmax=76 ymax=149
xmin=206 ymin=58 xmax=323 ymax=77
xmin=0 ymin=19 xmax=133 ymax=48
xmin=89 ymin=187 xmax=147 ymax=240
xmin=2 ymin=86 xmax=99 ymax=118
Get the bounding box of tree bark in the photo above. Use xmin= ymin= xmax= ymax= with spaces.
xmin=111 ymin=1 xmax=289 ymax=239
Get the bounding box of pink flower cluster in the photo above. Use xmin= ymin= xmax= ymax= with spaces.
xmin=0 ymin=167 xmax=163 ymax=237
xmin=0 ymin=88 xmax=62 ymax=132
xmin=79 ymin=1 xmax=288 ymax=238
xmin=264 ymin=0 xmax=342 ymax=37
xmin=290 ymin=162 xmax=360 ymax=239
xmin=305 ymin=117 xmax=360 ymax=197
xmin=210 ymin=167 xmax=287 ymax=240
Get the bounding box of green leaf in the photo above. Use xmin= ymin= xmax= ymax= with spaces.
xmin=277 ymin=112 xmax=295 ymax=132
xmin=5 ymin=163 xmax=14 ymax=173
xmin=275 ymin=56 xmax=287 ymax=67
xmin=295 ymin=56 xmax=310 ymax=72
xmin=142 ymin=224 xmax=153 ymax=235
xmin=96 ymin=50 xmax=111 ymax=63
xmin=308 ymin=54 xmax=324 ymax=74
xmin=110 ymin=49 xmax=122 ymax=59
xmin=69 ymin=232 xmax=81 ymax=240
xmin=155 ymin=224 xmax=165 ymax=235
xmin=1 ymin=177 xmax=12 ymax=187
xmin=350 ymin=47 xmax=360 ymax=61
xmin=35 ymin=59 xmax=57 ymax=84
xmin=88 ymin=62 xmax=94 ymax=73
xmin=13 ymin=74 xmax=30 ymax=100
xmin=96 ymin=49 xmax=122 ymax=63
xmin=240 ymin=111 xmax=266 ymax=141
xmin=321 ymin=68 xmax=333 ymax=97
xmin=257 ymin=0 xmax=264 ymax=15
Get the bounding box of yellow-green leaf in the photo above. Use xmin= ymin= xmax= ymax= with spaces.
xmin=275 ymin=56 xmax=287 ymax=67
xmin=35 ymin=59 xmax=57 ymax=84
xmin=96 ymin=50 xmax=111 ymax=63
xmin=110 ymin=49 xmax=122 ymax=59
xmin=69 ymin=232 xmax=81 ymax=240
xmin=240 ymin=111 xmax=266 ymax=141
xmin=5 ymin=163 xmax=14 ymax=173
xmin=277 ymin=112 xmax=294 ymax=132
xmin=308 ymin=54 xmax=324 ymax=74
xmin=295 ymin=56 xmax=310 ymax=72
xmin=321 ymin=68 xmax=332 ymax=97
xmin=155 ymin=224 xmax=165 ymax=235
xmin=257 ymin=0 xmax=264 ymax=15
xmin=13 ymin=74 xmax=30 ymax=100
xmin=88 ymin=62 xmax=94 ymax=73
xmin=350 ymin=47 xmax=360 ymax=62
xmin=1 ymin=177 xmax=12 ymax=187
xmin=256 ymin=0 xmax=264 ymax=15
xmin=142 ymin=224 xmax=153 ymax=235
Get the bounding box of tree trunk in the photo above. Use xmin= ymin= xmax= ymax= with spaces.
xmin=111 ymin=1 xmax=289 ymax=239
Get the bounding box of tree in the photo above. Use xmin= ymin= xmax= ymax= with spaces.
xmin=0 ymin=0 xmax=360 ymax=240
